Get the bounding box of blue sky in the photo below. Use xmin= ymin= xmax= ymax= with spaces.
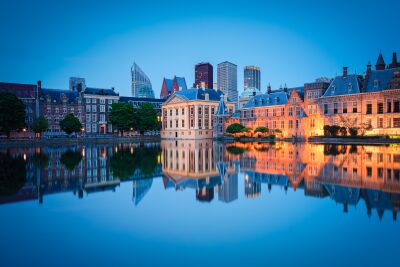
xmin=1 ymin=0 xmax=399 ymax=97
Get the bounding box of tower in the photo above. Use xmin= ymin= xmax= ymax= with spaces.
xmin=131 ymin=62 xmax=155 ymax=98
xmin=217 ymin=61 xmax=238 ymax=103
xmin=375 ymin=52 xmax=386 ymax=70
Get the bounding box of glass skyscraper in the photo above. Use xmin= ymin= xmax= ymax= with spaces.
xmin=131 ymin=62 xmax=155 ymax=98
xmin=244 ymin=66 xmax=261 ymax=91
xmin=217 ymin=61 xmax=238 ymax=103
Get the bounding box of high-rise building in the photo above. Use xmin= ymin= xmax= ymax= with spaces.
xmin=217 ymin=61 xmax=238 ymax=103
xmin=131 ymin=62 xmax=155 ymax=98
xmin=194 ymin=62 xmax=213 ymax=89
xmin=244 ymin=66 xmax=261 ymax=91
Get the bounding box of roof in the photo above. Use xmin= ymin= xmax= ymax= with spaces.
xmin=240 ymin=87 xmax=262 ymax=97
xmin=242 ymin=91 xmax=289 ymax=109
xmin=172 ymin=88 xmax=227 ymax=102
xmin=84 ymin=87 xmax=119 ymax=96
xmin=164 ymin=78 xmax=173 ymax=93
xmin=0 ymin=82 xmax=37 ymax=98
xmin=364 ymin=68 xmax=400 ymax=93
xmin=376 ymin=53 xmax=386 ymax=66
xmin=322 ymin=74 xmax=362 ymax=97
xmin=175 ymin=77 xmax=187 ymax=90
xmin=41 ymin=88 xmax=81 ymax=103
xmin=215 ymin=95 xmax=229 ymax=115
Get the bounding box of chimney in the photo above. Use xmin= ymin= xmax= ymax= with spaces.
xmin=283 ymin=83 xmax=288 ymax=93
xmin=204 ymin=93 xmax=209 ymax=101
xmin=343 ymin=66 xmax=348 ymax=77
xmin=267 ymin=83 xmax=272 ymax=94
xmin=37 ymin=80 xmax=42 ymax=89
xmin=366 ymin=61 xmax=372 ymax=74
xmin=112 ymin=87 xmax=115 ymax=91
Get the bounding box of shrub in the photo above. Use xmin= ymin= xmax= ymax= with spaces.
xmin=269 ymin=134 xmax=276 ymax=139
xmin=349 ymin=127 xmax=358 ymax=137
xmin=339 ymin=126 xmax=347 ymax=136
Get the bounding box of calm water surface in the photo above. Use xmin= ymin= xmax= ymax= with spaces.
xmin=0 ymin=140 xmax=399 ymax=267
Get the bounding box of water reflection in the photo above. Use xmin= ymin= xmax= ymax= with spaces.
xmin=1 ymin=141 xmax=400 ymax=220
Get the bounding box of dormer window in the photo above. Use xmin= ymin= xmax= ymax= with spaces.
xmin=275 ymin=97 xmax=279 ymax=103
xmin=292 ymin=98 xmax=297 ymax=104
xmin=374 ymin=80 xmax=379 ymax=88
xmin=267 ymin=98 xmax=271 ymax=104
xmin=331 ymin=85 xmax=335 ymax=93
xmin=261 ymin=99 xmax=265 ymax=105
xmin=253 ymin=99 xmax=257 ymax=105
xmin=348 ymin=83 xmax=352 ymax=92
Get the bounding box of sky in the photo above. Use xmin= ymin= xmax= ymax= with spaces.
xmin=1 ymin=0 xmax=399 ymax=97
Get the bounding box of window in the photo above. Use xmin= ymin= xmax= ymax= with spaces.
xmin=388 ymin=118 xmax=392 ymax=128
xmin=100 ymin=105 xmax=105 ymax=112
xmin=92 ymin=105 xmax=97 ymax=112
xmin=378 ymin=118 xmax=383 ymax=128
xmin=86 ymin=105 xmax=91 ymax=113
xmin=366 ymin=103 xmax=372 ymax=114
xmin=394 ymin=118 xmax=400 ymax=128
xmin=100 ymin=114 xmax=105 ymax=122
xmin=175 ymin=120 xmax=178 ymax=128
xmin=324 ymin=103 xmax=328 ymax=114
xmin=176 ymin=109 xmax=178 ymax=116
xmin=170 ymin=120 xmax=172 ymax=128
xmin=273 ymin=109 xmax=276 ymax=117
xmin=352 ymin=102 xmax=357 ymax=113
xmin=292 ymin=98 xmax=297 ymax=104
xmin=92 ymin=124 xmax=97 ymax=132
xmin=394 ymin=101 xmax=400 ymax=113
xmin=55 ymin=107 xmax=59 ymax=113
xmin=387 ymin=100 xmax=392 ymax=113
xmin=281 ymin=121 xmax=284 ymax=129
xmin=108 ymin=99 xmax=113 ymax=104
xmin=100 ymin=99 xmax=105 ymax=104
xmin=342 ymin=102 xmax=347 ymax=113
xmin=296 ymin=120 xmax=299 ymax=129
xmin=92 ymin=114 xmax=97 ymax=122
xmin=182 ymin=120 xmax=185 ymax=127
xmin=366 ymin=167 xmax=372 ymax=177
xmin=182 ymin=108 xmax=185 ymax=115
xmin=92 ymin=99 xmax=97 ymax=104
xmin=86 ymin=114 xmax=91 ymax=123
xmin=289 ymin=107 xmax=293 ymax=116
xmin=378 ymin=168 xmax=384 ymax=179
xmin=377 ymin=102 xmax=383 ymax=114
xmin=333 ymin=103 xmax=338 ymax=114
xmin=310 ymin=119 xmax=315 ymax=128
xmin=296 ymin=107 xmax=301 ymax=116
xmin=289 ymin=120 xmax=293 ymax=129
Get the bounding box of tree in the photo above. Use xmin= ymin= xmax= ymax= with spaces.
xmin=60 ymin=150 xmax=82 ymax=170
xmin=254 ymin=126 xmax=269 ymax=137
xmin=339 ymin=126 xmax=347 ymax=136
xmin=59 ymin=113 xmax=82 ymax=135
xmin=32 ymin=116 xmax=49 ymax=136
xmin=226 ymin=123 xmax=245 ymax=135
xmin=135 ymin=103 xmax=160 ymax=134
xmin=109 ymin=103 xmax=135 ymax=136
xmin=0 ymin=153 xmax=26 ymax=196
xmin=0 ymin=93 xmax=26 ymax=138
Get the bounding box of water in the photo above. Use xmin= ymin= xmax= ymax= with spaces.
xmin=0 ymin=140 xmax=399 ymax=267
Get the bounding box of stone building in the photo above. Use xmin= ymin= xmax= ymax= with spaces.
xmin=161 ymin=88 xmax=235 ymax=139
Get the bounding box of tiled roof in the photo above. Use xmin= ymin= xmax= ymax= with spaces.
xmin=376 ymin=53 xmax=385 ymax=66
xmin=215 ymin=95 xmax=228 ymax=115
xmin=41 ymin=88 xmax=81 ymax=103
xmin=84 ymin=87 xmax=119 ymax=96
xmin=175 ymin=77 xmax=187 ymax=90
xmin=240 ymin=87 xmax=262 ymax=97
xmin=242 ymin=91 xmax=289 ymax=109
xmin=364 ymin=68 xmax=400 ymax=93
xmin=165 ymin=79 xmax=173 ymax=93
xmin=173 ymin=88 xmax=225 ymax=102
xmin=322 ymin=74 xmax=362 ymax=97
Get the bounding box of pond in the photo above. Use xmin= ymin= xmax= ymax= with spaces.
xmin=0 ymin=140 xmax=399 ymax=267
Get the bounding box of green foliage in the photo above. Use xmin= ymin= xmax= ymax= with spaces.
xmin=226 ymin=146 xmax=247 ymax=155
xmin=226 ymin=123 xmax=245 ymax=134
xmin=60 ymin=150 xmax=82 ymax=170
xmin=135 ymin=103 xmax=160 ymax=134
xmin=269 ymin=134 xmax=276 ymax=139
xmin=59 ymin=113 xmax=82 ymax=135
xmin=241 ymin=127 xmax=251 ymax=133
xmin=254 ymin=127 xmax=269 ymax=133
xmin=349 ymin=127 xmax=358 ymax=137
xmin=0 ymin=93 xmax=26 ymax=137
xmin=109 ymin=103 xmax=136 ymax=135
xmin=32 ymin=116 xmax=49 ymax=134
xmin=0 ymin=153 xmax=26 ymax=197
xmin=323 ymin=125 xmax=341 ymax=137
xmin=110 ymin=145 xmax=161 ymax=179
xmin=274 ymin=129 xmax=282 ymax=133
xmin=339 ymin=126 xmax=347 ymax=136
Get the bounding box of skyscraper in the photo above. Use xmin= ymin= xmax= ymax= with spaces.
xmin=244 ymin=66 xmax=261 ymax=91
xmin=194 ymin=62 xmax=213 ymax=89
xmin=217 ymin=61 xmax=238 ymax=103
xmin=131 ymin=62 xmax=155 ymax=98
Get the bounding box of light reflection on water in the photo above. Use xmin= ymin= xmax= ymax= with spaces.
xmin=0 ymin=140 xmax=399 ymax=267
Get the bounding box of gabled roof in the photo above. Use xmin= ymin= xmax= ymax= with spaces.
xmin=364 ymin=67 xmax=400 ymax=93
xmin=215 ymin=95 xmax=229 ymax=115
xmin=84 ymin=87 xmax=119 ymax=96
xmin=175 ymin=77 xmax=187 ymax=90
xmin=322 ymin=74 xmax=362 ymax=97
xmin=164 ymin=78 xmax=173 ymax=93
xmin=242 ymin=91 xmax=289 ymax=109
xmin=41 ymin=88 xmax=81 ymax=103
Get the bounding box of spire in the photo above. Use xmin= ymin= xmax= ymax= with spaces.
xmin=283 ymin=83 xmax=288 ymax=93
xmin=366 ymin=61 xmax=372 ymax=73
xmin=375 ymin=52 xmax=386 ymax=70
xmin=267 ymin=83 xmax=272 ymax=94
xmin=215 ymin=94 xmax=228 ymax=115
xmin=389 ymin=52 xmax=398 ymax=69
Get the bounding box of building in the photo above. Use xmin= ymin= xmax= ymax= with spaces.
xmin=82 ymin=87 xmax=119 ymax=135
xmin=161 ymin=88 xmax=235 ymax=139
xmin=0 ymin=81 xmax=40 ymax=134
xmin=213 ymin=95 xmax=233 ymax=138
xmin=194 ymin=62 xmax=213 ymax=89
xmin=119 ymin=96 xmax=165 ymax=114
xmin=40 ymin=88 xmax=84 ymax=135
xmin=238 ymin=86 xmax=263 ymax=109
xmin=217 ymin=61 xmax=238 ymax=103
xmin=244 ymin=66 xmax=261 ymax=91
xmin=131 ymin=62 xmax=154 ymax=98
xmin=160 ymin=76 xmax=187 ymax=99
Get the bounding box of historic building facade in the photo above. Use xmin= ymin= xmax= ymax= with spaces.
xmin=161 ymin=88 xmax=235 ymax=139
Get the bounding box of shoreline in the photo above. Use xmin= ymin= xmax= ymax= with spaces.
xmin=0 ymin=136 xmax=161 ymax=147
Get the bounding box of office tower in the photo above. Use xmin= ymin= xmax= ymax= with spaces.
xmin=244 ymin=66 xmax=261 ymax=91
xmin=194 ymin=62 xmax=213 ymax=89
xmin=217 ymin=61 xmax=238 ymax=102
xmin=131 ymin=62 xmax=155 ymax=98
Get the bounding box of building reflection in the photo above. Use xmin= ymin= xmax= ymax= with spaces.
xmin=1 ymin=141 xmax=400 ymax=220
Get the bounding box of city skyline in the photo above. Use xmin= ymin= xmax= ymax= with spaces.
xmin=1 ymin=1 xmax=400 ymax=98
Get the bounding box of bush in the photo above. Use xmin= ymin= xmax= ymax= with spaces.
xmin=339 ymin=126 xmax=347 ymax=136
xmin=269 ymin=134 xmax=276 ymax=139
xmin=323 ymin=125 xmax=341 ymax=136
xmin=349 ymin=127 xmax=358 ymax=137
